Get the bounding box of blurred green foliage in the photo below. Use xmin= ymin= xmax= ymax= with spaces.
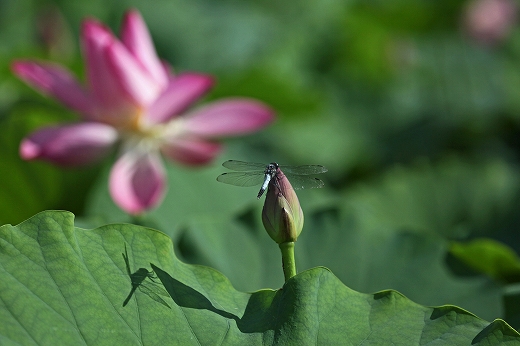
xmin=2 ymin=0 xmax=520 ymax=328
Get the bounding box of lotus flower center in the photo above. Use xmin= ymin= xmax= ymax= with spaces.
xmin=119 ymin=112 xmax=186 ymax=152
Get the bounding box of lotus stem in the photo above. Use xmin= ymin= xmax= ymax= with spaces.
xmin=279 ymin=241 xmax=297 ymax=282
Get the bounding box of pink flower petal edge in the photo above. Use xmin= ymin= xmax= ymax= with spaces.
xmin=161 ymin=137 xmax=222 ymax=165
xmin=109 ymin=151 xmax=166 ymax=214
xmin=82 ymin=19 xmax=134 ymax=113
xmin=82 ymin=18 xmax=160 ymax=110
xmin=121 ymin=9 xmax=168 ymax=88
xmin=11 ymin=61 xmax=94 ymax=117
xmin=105 ymin=36 xmax=162 ymax=107
xmin=20 ymin=122 xmax=118 ymax=166
xmin=146 ymin=73 xmax=214 ymax=124
xmin=182 ymin=98 xmax=275 ymax=137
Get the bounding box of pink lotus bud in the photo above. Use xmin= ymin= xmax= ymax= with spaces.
xmin=261 ymin=167 xmax=304 ymax=244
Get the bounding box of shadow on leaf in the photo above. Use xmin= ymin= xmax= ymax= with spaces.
xmin=122 ymin=244 xmax=170 ymax=309
xmin=152 ymin=264 xmax=291 ymax=333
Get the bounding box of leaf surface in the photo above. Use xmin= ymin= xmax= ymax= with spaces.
xmin=0 ymin=211 xmax=519 ymax=345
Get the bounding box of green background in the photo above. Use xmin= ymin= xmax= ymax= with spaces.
xmin=2 ymin=0 xmax=520 ymax=332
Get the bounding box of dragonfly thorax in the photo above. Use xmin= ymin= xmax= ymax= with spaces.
xmin=257 ymin=163 xmax=280 ymax=198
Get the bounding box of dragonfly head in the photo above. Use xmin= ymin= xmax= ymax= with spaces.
xmin=265 ymin=162 xmax=279 ymax=176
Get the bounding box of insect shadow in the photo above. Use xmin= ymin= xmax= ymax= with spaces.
xmin=122 ymin=244 xmax=171 ymax=309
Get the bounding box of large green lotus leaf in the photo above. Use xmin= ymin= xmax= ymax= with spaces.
xmin=449 ymin=238 xmax=520 ymax=283
xmin=1 ymin=211 xmax=519 ymax=345
xmin=154 ymin=264 xmax=519 ymax=345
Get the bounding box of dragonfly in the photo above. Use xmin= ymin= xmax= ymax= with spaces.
xmin=122 ymin=244 xmax=170 ymax=309
xmin=217 ymin=160 xmax=327 ymax=198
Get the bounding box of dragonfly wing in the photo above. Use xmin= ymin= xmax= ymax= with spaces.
xmin=217 ymin=172 xmax=265 ymax=187
xmin=285 ymin=174 xmax=325 ymax=190
xmin=279 ymin=165 xmax=328 ymax=175
xmin=222 ymin=160 xmax=266 ymax=171
xmin=140 ymin=285 xmax=171 ymax=308
xmin=143 ymin=280 xmax=170 ymax=297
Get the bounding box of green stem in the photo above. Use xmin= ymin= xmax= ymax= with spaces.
xmin=130 ymin=214 xmax=145 ymax=225
xmin=129 ymin=213 xmax=160 ymax=230
xmin=279 ymin=242 xmax=297 ymax=282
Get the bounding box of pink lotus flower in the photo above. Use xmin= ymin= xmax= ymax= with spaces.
xmin=12 ymin=10 xmax=274 ymax=214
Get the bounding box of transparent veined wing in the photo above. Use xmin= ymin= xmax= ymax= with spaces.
xmin=284 ymin=174 xmax=325 ymax=190
xmin=139 ymin=281 xmax=171 ymax=308
xmin=279 ymin=165 xmax=328 ymax=175
xmin=218 ymin=160 xmax=327 ymax=191
xmin=222 ymin=160 xmax=267 ymax=171
xmin=216 ymin=171 xmax=266 ymax=187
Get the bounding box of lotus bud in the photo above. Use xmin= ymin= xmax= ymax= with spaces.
xmin=262 ymin=167 xmax=304 ymax=243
